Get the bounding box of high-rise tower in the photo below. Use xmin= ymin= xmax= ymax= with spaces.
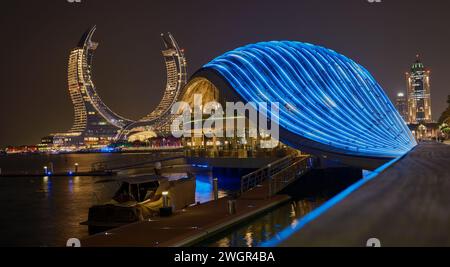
xmin=54 ymin=26 xmax=133 ymax=147
xmin=50 ymin=28 xmax=188 ymax=147
xmin=116 ymin=33 xmax=188 ymax=140
xmin=395 ymin=92 xmax=408 ymax=122
xmin=406 ymin=55 xmax=432 ymax=124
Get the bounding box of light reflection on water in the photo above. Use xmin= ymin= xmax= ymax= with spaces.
xmin=0 ymin=173 xmax=226 ymax=247
xmin=0 ymin=153 xmax=232 ymax=247
xmin=201 ymin=198 xmax=327 ymax=247
xmin=195 ymin=172 xmax=231 ymax=204
xmin=1 ymin=153 xmax=330 ymax=247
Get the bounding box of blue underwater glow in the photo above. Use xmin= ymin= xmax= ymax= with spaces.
xmin=204 ymin=41 xmax=417 ymax=158
xmin=100 ymin=146 xmax=116 ymax=153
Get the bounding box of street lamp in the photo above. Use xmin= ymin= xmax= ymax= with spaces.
xmin=160 ymin=191 xmax=172 ymax=217
xmin=213 ymin=178 xmax=219 ymax=201
xmin=162 ymin=191 xmax=169 ymax=208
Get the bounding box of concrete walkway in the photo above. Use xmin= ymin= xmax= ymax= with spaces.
xmin=280 ymin=143 xmax=450 ymax=247
xmin=81 ymin=182 xmax=290 ymax=247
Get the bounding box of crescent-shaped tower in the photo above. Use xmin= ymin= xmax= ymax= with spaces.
xmin=116 ymin=32 xmax=188 ymax=140
xmin=52 ymin=28 xmax=187 ymax=146
xmin=53 ymin=26 xmax=134 ymax=146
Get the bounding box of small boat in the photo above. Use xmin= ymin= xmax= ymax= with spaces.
xmin=81 ymin=173 xmax=196 ymax=234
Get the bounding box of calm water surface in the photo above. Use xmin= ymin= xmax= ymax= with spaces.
xmin=199 ymin=198 xmax=327 ymax=247
xmin=200 ymin=169 xmax=367 ymax=247
xmin=0 ymin=153 xmax=355 ymax=247
xmin=0 ymin=153 xmax=233 ymax=247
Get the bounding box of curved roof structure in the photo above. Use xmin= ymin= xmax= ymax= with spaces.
xmin=197 ymin=41 xmax=416 ymax=166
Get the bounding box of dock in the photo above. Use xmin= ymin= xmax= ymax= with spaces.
xmin=80 ymin=154 xmax=310 ymax=247
xmin=0 ymin=171 xmax=116 ymax=177
xmin=81 ymin=181 xmax=291 ymax=247
xmin=278 ymin=143 xmax=450 ymax=247
xmin=0 ymin=154 xmax=185 ymax=178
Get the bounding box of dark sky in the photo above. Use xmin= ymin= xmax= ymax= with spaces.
xmin=1 ymin=0 xmax=449 ymax=147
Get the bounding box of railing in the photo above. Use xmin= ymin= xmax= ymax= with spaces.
xmin=240 ymin=154 xmax=312 ymax=196
xmin=111 ymin=155 xmax=185 ymax=171
xmin=91 ymin=151 xmax=184 ymax=172
xmin=185 ymin=148 xmax=291 ymax=159
xmin=240 ymin=153 xmax=304 ymax=193
xmin=268 ymin=156 xmax=312 ymax=196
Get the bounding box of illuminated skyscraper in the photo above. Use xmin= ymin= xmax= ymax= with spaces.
xmin=395 ymin=92 xmax=408 ymax=122
xmin=406 ymin=56 xmax=432 ymax=124
xmin=54 ymin=26 xmax=133 ymax=147
xmin=117 ymin=33 xmax=188 ymax=140
xmin=49 ymin=27 xmax=187 ymax=147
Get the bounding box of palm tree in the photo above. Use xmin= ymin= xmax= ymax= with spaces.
xmin=438 ymin=95 xmax=450 ymax=124
xmin=440 ymin=123 xmax=450 ymax=140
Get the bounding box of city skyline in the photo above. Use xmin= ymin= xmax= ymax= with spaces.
xmin=1 ymin=0 xmax=450 ymax=251
xmin=2 ymin=0 xmax=450 ymax=147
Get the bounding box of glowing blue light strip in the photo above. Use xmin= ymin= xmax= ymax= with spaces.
xmin=257 ymin=46 xmax=400 ymax=150
xmin=214 ymin=42 xmax=412 ymax=155
xmin=204 ymin=41 xmax=417 ymax=158
xmin=259 ymin=154 xmax=405 ymax=247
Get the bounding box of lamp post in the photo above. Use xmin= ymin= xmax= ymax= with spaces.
xmin=49 ymin=162 xmax=54 ymax=174
xmin=162 ymin=191 xmax=169 ymax=208
xmin=213 ymin=178 xmax=219 ymax=201
xmin=74 ymin=163 xmax=79 ymax=173
xmin=160 ymin=191 xmax=172 ymax=217
xmin=43 ymin=166 xmax=48 ymax=175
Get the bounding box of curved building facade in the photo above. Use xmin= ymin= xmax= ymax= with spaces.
xmin=182 ymin=41 xmax=416 ymax=169
xmin=117 ymin=32 xmax=188 ymax=139
xmin=55 ymin=26 xmax=132 ymax=146
xmin=53 ymin=27 xmax=187 ymax=146
xmin=69 ymin=26 xmax=133 ymax=130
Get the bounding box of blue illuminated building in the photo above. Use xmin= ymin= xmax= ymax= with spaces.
xmin=183 ymin=41 xmax=417 ymax=169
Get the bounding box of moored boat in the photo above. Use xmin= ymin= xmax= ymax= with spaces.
xmin=82 ymin=173 xmax=196 ymax=234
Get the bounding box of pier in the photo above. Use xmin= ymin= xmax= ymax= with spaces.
xmin=0 ymin=171 xmax=116 ymax=178
xmin=81 ymin=143 xmax=450 ymax=247
xmin=81 ymin=155 xmax=311 ymax=247
xmin=0 ymin=153 xmax=184 ymax=178
xmin=82 ymin=182 xmax=289 ymax=247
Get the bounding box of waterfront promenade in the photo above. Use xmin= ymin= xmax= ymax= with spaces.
xmin=81 ymin=180 xmax=290 ymax=247
xmin=280 ymin=143 xmax=450 ymax=247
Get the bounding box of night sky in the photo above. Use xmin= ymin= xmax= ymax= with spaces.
xmin=1 ymin=0 xmax=449 ymax=147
